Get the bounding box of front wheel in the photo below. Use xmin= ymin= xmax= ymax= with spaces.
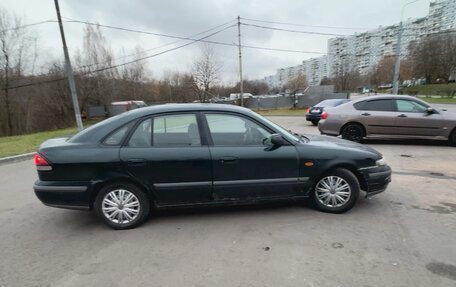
xmin=312 ymin=168 xmax=360 ymax=213
xmin=94 ymin=182 xmax=150 ymax=229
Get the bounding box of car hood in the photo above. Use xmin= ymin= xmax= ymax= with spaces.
xmin=441 ymin=110 xmax=456 ymax=120
xmin=304 ymin=135 xmax=382 ymax=158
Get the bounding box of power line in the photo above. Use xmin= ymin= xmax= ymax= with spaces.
xmin=0 ymin=20 xmax=56 ymax=33
xmin=63 ymin=19 xmax=236 ymax=43
xmin=240 ymin=22 xmax=348 ymax=37
xmin=242 ymin=45 xmax=325 ymax=54
xmin=240 ymin=17 xmax=371 ymax=31
xmin=74 ymin=18 xmax=237 ymax=69
xmin=81 ymin=24 xmax=236 ymax=75
xmin=7 ymin=24 xmax=235 ymax=90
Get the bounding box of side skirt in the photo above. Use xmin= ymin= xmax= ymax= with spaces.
xmin=154 ymin=195 xmax=310 ymax=210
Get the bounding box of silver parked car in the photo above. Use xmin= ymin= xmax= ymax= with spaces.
xmin=318 ymin=95 xmax=456 ymax=146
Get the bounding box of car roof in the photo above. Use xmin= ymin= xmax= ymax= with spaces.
xmin=351 ymin=94 xmax=422 ymax=103
xmin=126 ymin=103 xmax=250 ymax=116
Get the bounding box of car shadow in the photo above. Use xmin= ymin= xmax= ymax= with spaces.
xmin=150 ymin=200 xmax=312 ymax=219
xmin=361 ymin=138 xmax=450 ymax=146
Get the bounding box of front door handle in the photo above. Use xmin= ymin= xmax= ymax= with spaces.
xmin=126 ymin=158 xmax=147 ymax=166
xmin=220 ymin=156 xmax=238 ymax=164
xmin=361 ymin=113 xmax=371 ymax=116
xmin=397 ymin=114 xmax=408 ymax=118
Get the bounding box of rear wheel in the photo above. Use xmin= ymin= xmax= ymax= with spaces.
xmin=311 ymin=168 xmax=360 ymax=213
xmin=94 ymin=182 xmax=150 ymax=230
xmin=341 ymin=123 xmax=364 ymax=142
xmin=311 ymin=120 xmax=319 ymax=126
xmin=450 ymin=129 xmax=456 ymax=147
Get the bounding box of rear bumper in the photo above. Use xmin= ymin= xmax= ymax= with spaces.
xmin=359 ymin=165 xmax=392 ymax=197
xmin=306 ymin=114 xmax=321 ymax=121
xmin=34 ymin=180 xmax=91 ymax=210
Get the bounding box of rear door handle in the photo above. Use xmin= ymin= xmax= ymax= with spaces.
xmin=220 ymin=156 xmax=238 ymax=164
xmin=126 ymin=158 xmax=147 ymax=166
xmin=397 ymin=114 xmax=407 ymax=118
xmin=361 ymin=113 xmax=371 ymax=116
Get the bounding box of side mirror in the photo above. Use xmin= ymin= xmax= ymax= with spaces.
xmin=264 ymin=134 xmax=285 ymax=149
xmin=426 ymin=107 xmax=436 ymax=114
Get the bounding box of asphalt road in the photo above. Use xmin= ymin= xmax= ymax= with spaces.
xmin=1 ymin=117 xmax=455 ymax=287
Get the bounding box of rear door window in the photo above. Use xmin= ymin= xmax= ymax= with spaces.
xmin=153 ymin=114 xmax=201 ymax=146
xmin=128 ymin=114 xmax=201 ymax=147
xmin=354 ymin=99 xmax=393 ymax=111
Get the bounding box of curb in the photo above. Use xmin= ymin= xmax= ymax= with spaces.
xmin=0 ymin=152 xmax=36 ymax=165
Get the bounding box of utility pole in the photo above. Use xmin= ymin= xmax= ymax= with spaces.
xmin=392 ymin=21 xmax=403 ymax=95
xmin=237 ymin=16 xmax=244 ymax=107
xmin=54 ymin=0 xmax=83 ymax=131
xmin=392 ymin=0 xmax=420 ymax=95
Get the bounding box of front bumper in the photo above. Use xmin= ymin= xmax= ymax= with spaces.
xmin=34 ymin=180 xmax=91 ymax=210
xmin=358 ymin=165 xmax=392 ymax=197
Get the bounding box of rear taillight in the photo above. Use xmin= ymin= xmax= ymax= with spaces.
xmin=321 ymin=111 xmax=328 ymax=120
xmin=306 ymin=107 xmax=311 ymax=114
xmin=34 ymin=153 xmax=52 ymax=171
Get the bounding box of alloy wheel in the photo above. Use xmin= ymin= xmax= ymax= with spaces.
xmin=315 ymin=176 xmax=352 ymax=208
xmin=102 ymin=189 xmax=140 ymax=224
xmin=342 ymin=125 xmax=363 ymax=142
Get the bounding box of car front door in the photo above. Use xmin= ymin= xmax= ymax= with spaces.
xmin=393 ymin=99 xmax=444 ymax=136
xmin=203 ymin=112 xmax=300 ymax=201
xmin=120 ymin=113 xmax=213 ymax=205
xmin=354 ymin=99 xmax=397 ymax=135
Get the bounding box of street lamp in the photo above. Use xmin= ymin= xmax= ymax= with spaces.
xmin=392 ymin=0 xmax=421 ymax=95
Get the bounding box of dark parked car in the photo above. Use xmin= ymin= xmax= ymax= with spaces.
xmin=306 ymin=99 xmax=351 ymax=125
xmin=318 ymin=95 xmax=456 ymax=145
xmin=34 ymin=104 xmax=391 ymax=229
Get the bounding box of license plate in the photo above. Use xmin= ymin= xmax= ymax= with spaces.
xmin=311 ymin=109 xmax=320 ymax=113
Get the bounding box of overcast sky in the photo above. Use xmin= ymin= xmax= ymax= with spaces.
xmin=4 ymin=0 xmax=431 ymax=83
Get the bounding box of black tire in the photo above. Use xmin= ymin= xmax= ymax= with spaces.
xmin=311 ymin=168 xmax=360 ymax=213
xmin=311 ymin=120 xmax=319 ymax=126
xmin=341 ymin=123 xmax=364 ymax=142
xmin=94 ymin=182 xmax=150 ymax=230
xmin=449 ymin=129 xmax=456 ymax=147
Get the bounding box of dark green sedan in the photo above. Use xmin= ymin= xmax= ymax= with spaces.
xmin=33 ymin=104 xmax=391 ymax=229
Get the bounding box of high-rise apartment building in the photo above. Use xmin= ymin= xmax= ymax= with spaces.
xmin=262 ymin=0 xmax=455 ymax=87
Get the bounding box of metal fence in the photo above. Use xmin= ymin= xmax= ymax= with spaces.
xmin=87 ymin=86 xmax=349 ymax=118
xmin=216 ymin=85 xmax=349 ymax=110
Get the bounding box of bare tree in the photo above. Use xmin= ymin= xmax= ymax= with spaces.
xmin=118 ymin=46 xmax=151 ymax=101
xmin=0 ymin=7 xmax=36 ymax=136
xmin=283 ymin=73 xmax=308 ymax=92
xmin=408 ymin=34 xmax=456 ymax=83
xmin=74 ymin=24 xmax=116 ymax=109
xmin=332 ymin=61 xmax=361 ymax=92
xmin=191 ymin=44 xmax=221 ymax=102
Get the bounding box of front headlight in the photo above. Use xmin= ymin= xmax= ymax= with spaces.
xmin=376 ymin=157 xmax=387 ymax=166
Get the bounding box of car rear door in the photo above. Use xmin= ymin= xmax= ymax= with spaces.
xmin=120 ymin=113 xmax=213 ymax=205
xmin=393 ymin=99 xmax=444 ymax=136
xmin=353 ymin=99 xmax=397 ymax=135
xmin=203 ymin=112 xmax=300 ymax=200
